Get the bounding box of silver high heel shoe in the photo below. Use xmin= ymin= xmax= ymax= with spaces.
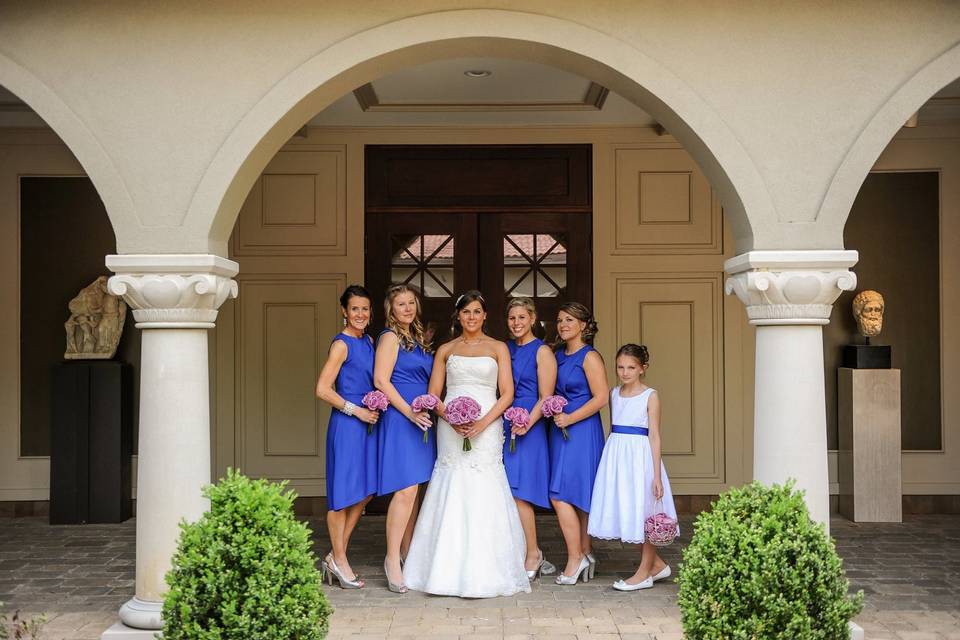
xmin=555 ymin=555 xmax=590 ymax=585
xmin=321 ymin=554 xmax=364 ymax=589
xmin=586 ymin=552 xmax=597 ymax=580
xmin=525 ymin=549 xmax=557 ymax=580
xmin=384 ymin=558 xmax=408 ymax=594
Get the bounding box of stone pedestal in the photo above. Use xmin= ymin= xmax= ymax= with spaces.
xmin=838 ymin=367 xmax=902 ymax=522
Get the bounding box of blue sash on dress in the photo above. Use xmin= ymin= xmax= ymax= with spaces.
xmin=611 ymin=425 xmax=649 ymax=436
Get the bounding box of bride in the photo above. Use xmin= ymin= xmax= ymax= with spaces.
xmin=402 ymin=290 xmax=531 ymax=597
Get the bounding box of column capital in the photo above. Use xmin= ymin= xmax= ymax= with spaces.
xmin=106 ymin=254 xmax=239 ymax=329
xmin=724 ymin=250 xmax=858 ymax=326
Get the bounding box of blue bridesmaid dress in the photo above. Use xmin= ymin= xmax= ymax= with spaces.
xmin=548 ymin=345 xmax=605 ymax=512
xmin=325 ymin=332 xmax=379 ymax=511
xmin=504 ymin=338 xmax=552 ymax=509
xmin=376 ymin=330 xmax=436 ymax=495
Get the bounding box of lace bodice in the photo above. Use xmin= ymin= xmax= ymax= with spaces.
xmin=437 ymin=354 xmax=504 ymax=469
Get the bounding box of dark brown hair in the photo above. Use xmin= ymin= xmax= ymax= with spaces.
xmin=555 ymin=301 xmax=598 ymax=346
xmin=451 ymin=290 xmax=487 ymax=338
xmin=616 ymin=343 xmax=650 ymax=366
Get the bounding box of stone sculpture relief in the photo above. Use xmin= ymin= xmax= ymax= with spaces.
xmin=64 ymin=275 xmax=127 ymax=359
xmin=852 ymin=289 xmax=884 ymax=339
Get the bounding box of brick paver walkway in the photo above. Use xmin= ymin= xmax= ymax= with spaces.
xmin=1 ymin=514 xmax=958 ymax=639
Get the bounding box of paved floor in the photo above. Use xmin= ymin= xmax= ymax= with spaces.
xmin=0 ymin=514 xmax=958 ymax=639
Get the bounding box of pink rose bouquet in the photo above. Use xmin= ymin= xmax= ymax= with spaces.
xmin=445 ymin=395 xmax=482 ymax=451
xmin=644 ymin=509 xmax=679 ymax=547
xmin=411 ymin=393 xmax=441 ymax=443
xmin=361 ymin=390 xmax=389 ymax=435
xmin=541 ymin=394 xmax=570 ymax=440
xmin=503 ymin=406 xmax=530 ymax=453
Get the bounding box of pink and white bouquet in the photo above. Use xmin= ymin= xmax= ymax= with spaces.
xmin=445 ymin=395 xmax=482 ymax=451
xmin=411 ymin=393 xmax=441 ymax=443
xmin=503 ymin=407 xmax=530 ymax=453
xmin=361 ymin=390 xmax=389 ymax=435
xmin=644 ymin=509 xmax=679 ymax=547
xmin=541 ymin=394 xmax=570 ymax=440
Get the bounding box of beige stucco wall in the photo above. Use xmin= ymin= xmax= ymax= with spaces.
xmin=0 ymin=2 xmax=958 ymax=256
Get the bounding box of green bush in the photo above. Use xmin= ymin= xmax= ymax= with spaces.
xmin=162 ymin=469 xmax=332 ymax=640
xmin=0 ymin=605 xmax=47 ymax=639
xmin=677 ymin=481 xmax=863 ymax=640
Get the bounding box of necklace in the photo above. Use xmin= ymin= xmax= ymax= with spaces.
xmin=461 ymin=336 xmax=483 ymax=345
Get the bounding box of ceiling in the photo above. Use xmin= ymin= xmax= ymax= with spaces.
xmin=308 ymin=57 xmax=656 ymax=127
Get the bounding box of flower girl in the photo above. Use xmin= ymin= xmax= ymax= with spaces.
xmin=588 ymin=344 xmax=678 ymax=590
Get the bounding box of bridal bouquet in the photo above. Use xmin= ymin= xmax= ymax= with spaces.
xmin=503 ymin=407 xmax=530 ymax=453
xmin=361 ymin=390 xmax=389 ymax=435
xmin=445 ymin=396 xmax=481 ymax=451
xmin=411 ymin=393 xmax=440 ymax=443
xmin=541 ymin=394 xmax=570 ymax=440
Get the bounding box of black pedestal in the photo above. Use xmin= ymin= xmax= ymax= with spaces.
xmin=842 ymin=344 xmax=892 ymax=369
xmin=50 ymin=361 xmax=133 ymax=524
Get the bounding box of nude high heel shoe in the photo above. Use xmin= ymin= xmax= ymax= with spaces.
xmin=555 ymin=556 xmax=590 ymax=585
xmin=384 ymin=558 xmax=408 ymax=594
xmin=586 ymin=552 xmax=597 ymax=580
xmin=321 ymin=554 xmax=364 ymax=589
xmin=526 ymin=549 xmax=557 ymax=580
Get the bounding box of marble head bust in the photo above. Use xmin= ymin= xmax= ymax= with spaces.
xmin=852 ymin=289 xmax=884 ymax=338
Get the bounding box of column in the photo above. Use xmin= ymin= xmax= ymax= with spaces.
xmin=725 ymin=250 xmax=857 ymax=530
xmin=106 ymin=254 xmax=238 ymax=630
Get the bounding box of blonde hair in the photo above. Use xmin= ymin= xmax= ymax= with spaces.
xmin=383 ymin=284 xmax=431 ymax=352
xmin=506 ymin=297 xmax=538 ymax=318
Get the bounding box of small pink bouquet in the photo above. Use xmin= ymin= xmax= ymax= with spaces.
xmin=445 ymin=395 xmax=482 ymax=451
xmin=541 ymin=394 xmax=570 ymax=440
xmin=644 ymin=505 xmax=679 ymax=547
xmin=361 ymin=390 xmax=389 ymax=435
xmin=411 ymin=393 xmax=441 ymax=443
xmin=503 ymin=407 xmax=530 ymax=453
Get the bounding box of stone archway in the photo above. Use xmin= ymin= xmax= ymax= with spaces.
xmin=184 ymin=8 xmax=770 ymax=256
xmin=0 ymin=52 xmax=135 ymax=246
xmin=818 ymin=42 xmax=960 ymax=239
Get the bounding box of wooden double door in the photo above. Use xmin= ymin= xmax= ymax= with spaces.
xmin=365 ymin=145 xmax=593 ymax=344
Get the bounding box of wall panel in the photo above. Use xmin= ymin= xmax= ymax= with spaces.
xmin=614 ymin=275 xmax=725 ymax=483
xmin=238 ymin=278 xmax=343 ymax=484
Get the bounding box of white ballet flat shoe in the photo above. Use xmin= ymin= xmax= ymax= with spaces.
xmin=613 ymin=576 xmax=653 ymax=591
xmin=651 ymin=565 xmax=672 ymax=582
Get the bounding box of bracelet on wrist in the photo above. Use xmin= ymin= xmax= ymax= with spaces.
xmin=341 ymin=401 xmax=356 ymax=417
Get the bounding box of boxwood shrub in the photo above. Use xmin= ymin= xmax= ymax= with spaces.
xmin=162 ymin=469 xmax=332 ymax=639
xmin=677 ymin=481 xmax=863 ymax=639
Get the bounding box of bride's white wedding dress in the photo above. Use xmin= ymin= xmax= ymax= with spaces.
xmin=403 ymin=355 xmax=531 ymax=598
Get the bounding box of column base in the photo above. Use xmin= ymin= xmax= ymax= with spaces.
xmin=102 ymin=621 xmax=162 ymax=639
xmin=118 ymin=596 xmax=162 ymax=630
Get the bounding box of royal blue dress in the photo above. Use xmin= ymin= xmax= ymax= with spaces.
xmin=325 ymin=332 xmax=379 ymax=511
xmin=504 ymin=338 xmax=552 ymax=509
xmin=376 ymin=330 xmax=436 ymax=495
xmin=548 ymin=345 xmax=605 ymax=513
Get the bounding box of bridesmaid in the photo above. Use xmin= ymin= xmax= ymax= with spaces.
xmin=315 ymin=284 xmax=380 ymax=589
xmin=374 ymin=283 xmax=435 ymax=593
xmin=550 ymin=301 xmax=609 ymax=585
xmin=504 ymin=298 xmax=557 ymax=579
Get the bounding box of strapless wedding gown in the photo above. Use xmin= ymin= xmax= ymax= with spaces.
xmin=403 ymin=355 xmax=531 ymax=598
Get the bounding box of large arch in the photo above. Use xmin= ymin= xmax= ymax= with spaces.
xmin=187 ymin=9 xmax=772 ymax=256
xmin=0 ymin=51 xmax=135 ymax=244
xmin=818 ymin=41 xmax=960 ymax=239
